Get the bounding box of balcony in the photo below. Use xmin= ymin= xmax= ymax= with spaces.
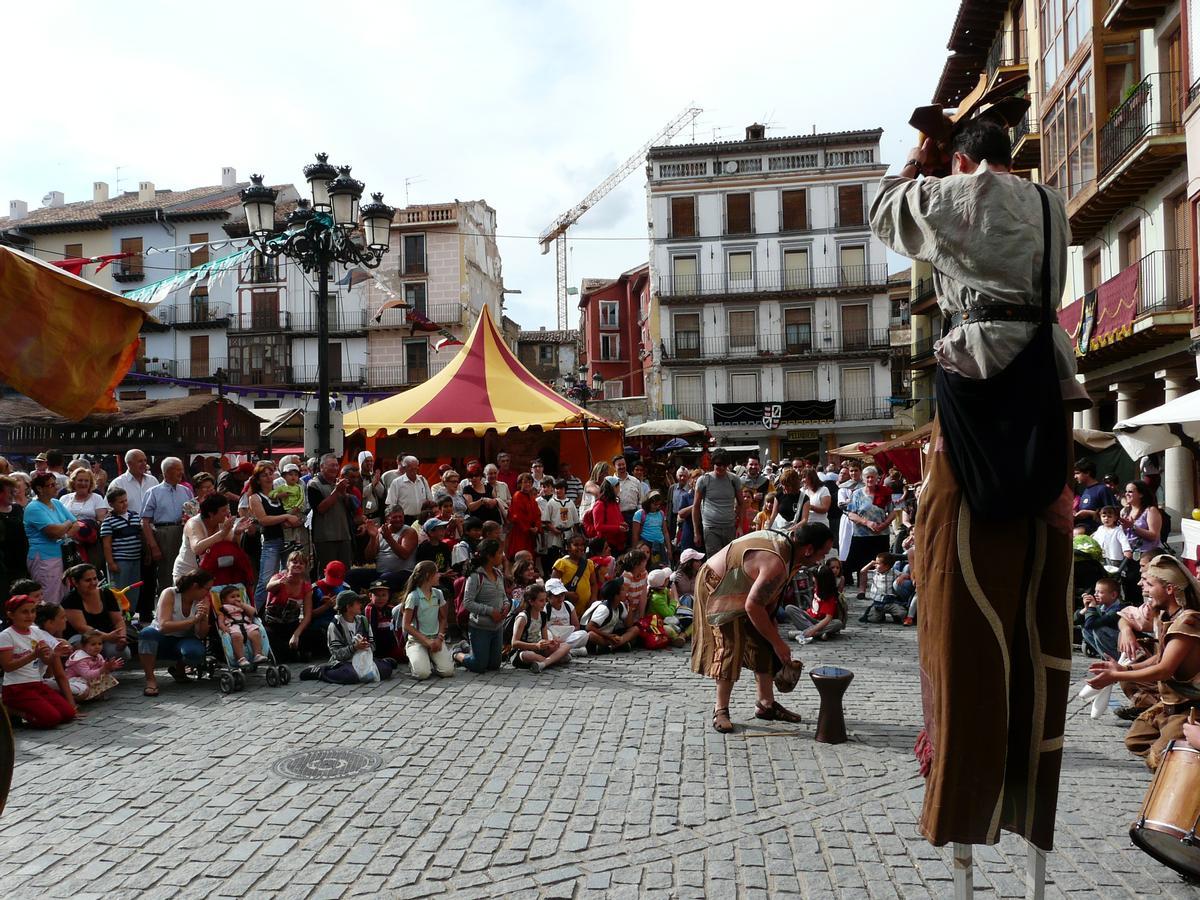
xmin=394 ymin=205 xmax=457 ymax=226
xmin=985 ymin=29 xmax=1027 ymax=86
xmin=291 ymin=364 xmax=367 ymax=387
xmin=1104 ymin=0 xmax=1173 ymax=31
xmin=661 ymin=402 xmax=709 ymax=424
xmin=228 ymin=310 xmax=292 ymax=332
xmin=1057 ymin=248 xmax=1193 ymax=372
xmin=661 ymin=328 xmax=893 ymax=364
xmin=369 ymin=302 xmax=462 ymax=329
xmin=658 ymin=263 xmax=890 ymax=302
xmin=149 ymin=301 xmax=232 ymax=329
xmin=223 ymin=365 xmax=293 ymax=387
xmin=910 ymin=334 xmax=937 ymax=369
xmin=837 ymin=398 xmax=896 ymax=421
xmin=123 ymin=357 xmax=177 ymax=381
xmin=912 ymin=275 xmax=937 ymax=314
xmin=112 ymin=260 xmax=145 ymax=283
xmin=1071 ymin=71 xmax=1185 ymax=243
xmin=290 ymin=309 xmax=369 ymax=334
xmin=365 ymin=357 xmax=450 ymax=389
xmin=243 ymin=259 xmax=284 ymax=284
xmin=1011 ymin=106 xmax=1040 ymax=171
xmin=661 ymin=398 xmax=894 ymax=428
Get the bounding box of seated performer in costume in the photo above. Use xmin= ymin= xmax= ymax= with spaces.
xmin=690 ymin=522 xmax=833 ymax=734
xmin=1087 ymin=554 xmax=1200 ymax=771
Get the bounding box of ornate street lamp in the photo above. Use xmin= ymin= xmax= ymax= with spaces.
xmin=240 ymin=154 xmax=395 ymax=456
xmin=558 ymin=367 xmax=607 ymax=469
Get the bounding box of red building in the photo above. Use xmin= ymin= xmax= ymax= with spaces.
xmin=579 ymin=263 xmax=649 ymax=399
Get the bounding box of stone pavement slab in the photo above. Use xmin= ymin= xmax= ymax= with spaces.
xmin=0 ymin=613 xmax=1198 ymax=898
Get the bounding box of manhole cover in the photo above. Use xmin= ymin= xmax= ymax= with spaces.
xmin=272 ymin=746 xmax=382 ymax=782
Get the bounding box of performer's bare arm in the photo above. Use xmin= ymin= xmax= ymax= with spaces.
xmin=1087 ymin=634 xmax=1200 ymax=687
xmin=741 ymin=550 xmax=793 ymax=664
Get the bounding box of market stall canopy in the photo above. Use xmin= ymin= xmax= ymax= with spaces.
xmin=0 ymin=245 xmax=148 ymax=418
xmin=345 ymin=306 xmax=619 ymax=437
xmin=1113 ymin=389 xmax=1200 ymax=459
xmin=625 ymin=418 xmax=706 ymax=438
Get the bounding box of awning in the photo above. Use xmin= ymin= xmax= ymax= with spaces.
xmin=625 ymin=418 xmax=705 ymax=437
xmin=1114 ymin=389 xmax=1200 ymax=459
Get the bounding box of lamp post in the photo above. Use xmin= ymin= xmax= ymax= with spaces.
xmin=559 ymin=367 xmax=605 ymax=470
xmin=240 ymin=154 xmax=395 ymax=457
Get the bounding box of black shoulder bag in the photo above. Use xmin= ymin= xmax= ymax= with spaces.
xmin=933 ymin=185 xmax=1068 ymax=519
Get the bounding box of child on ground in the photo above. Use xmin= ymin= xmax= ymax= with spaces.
xmin=581 ymin=577 xmax=639 ymax=653
xmin=551 ymin=534 xmax=598 ymax=617
xmin=66 ymin=629 xmax=123 ymax=700
xmin=215 ymin=585 xmax=268 ymax=670
xmin=632 ymin=492 xmax=670 ymax=568
xmin=646 ymin=567 xmax=677 ymax=619
xmin=509 ymin=583 xmax=572 ymax=673
xmin=587 ymin=537 xmax=615 ymax=587
xmin=365 ymin=580 xmax=402 ymax=662
xmin=1079 ymin=576 xmax=1123 ymax=660
xmin=317 ymin=592 xmax=395 ymax=683
xmin=543 ymin=578 xmax=590 ymax=655
xmin=618 ymin=549 xmax=650 ymax=621
xmin=0 ymin=594 xmax=76 ymax=727
xmin=399 ymin=561 xmax=454 ymax=679
xmin=792 ymin=564 xmax=846 ymax=644
xmin=860 ymin=552 xmax=907 ymax=624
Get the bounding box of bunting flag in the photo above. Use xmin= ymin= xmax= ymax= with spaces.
xmin=433 ymin=336 xmax=464 ymax=351
xmin=49 ymin=252 xmax=134 ymax=277
xmin=123 ymin=245 xmax=255 ymax=306
xmin=0 ymin=245 xmax=147 ymax=417
xmin=336 ymin=268 xmax=374 ymax=288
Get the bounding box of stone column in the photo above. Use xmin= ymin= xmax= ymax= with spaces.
xmin=1156 ymin=368 xmax=1196 ymax=522
xmin=1108 ymin=381 xmax=1145 ymax=424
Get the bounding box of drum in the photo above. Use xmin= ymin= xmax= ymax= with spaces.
xmin=1130 ymin=740 xmax=1200 ymax=879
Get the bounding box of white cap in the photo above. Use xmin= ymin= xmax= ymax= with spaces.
xmin=545 ymin=578 xmax=569 ymax=595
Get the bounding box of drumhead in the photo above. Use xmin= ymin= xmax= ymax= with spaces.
xmin=1130 ymin=825 xmax=1200 ymax=880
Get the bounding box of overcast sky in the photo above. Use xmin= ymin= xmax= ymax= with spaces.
xmin=3 ymin=0 xmax=957 ymax=329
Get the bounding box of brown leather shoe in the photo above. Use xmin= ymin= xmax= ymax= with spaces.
xmin=713 ymin=707 xmax=734 ymax=733
xmin=755 ymin=700 xmax=802 ymax=723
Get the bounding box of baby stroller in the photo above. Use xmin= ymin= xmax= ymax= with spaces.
xmin=199 ymin=540 xmax=291 ymax=693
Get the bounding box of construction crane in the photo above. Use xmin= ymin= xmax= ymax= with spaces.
xmin=539 ymin=104 xmax=703 ymax=329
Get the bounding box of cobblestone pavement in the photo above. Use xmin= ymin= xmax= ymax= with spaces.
xmin=2 ymin=612 xmax=1200 ymax=899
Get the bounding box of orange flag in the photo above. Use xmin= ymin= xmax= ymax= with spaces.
xmin=0 ymin=245 xmax=147 ymax=418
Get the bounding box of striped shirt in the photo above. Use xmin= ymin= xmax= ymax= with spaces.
xmin=99 ymin=510 xmax=143 ymax=560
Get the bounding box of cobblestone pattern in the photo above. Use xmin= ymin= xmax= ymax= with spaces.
xmin=1 ymin=612 xmax=1199 ymax=898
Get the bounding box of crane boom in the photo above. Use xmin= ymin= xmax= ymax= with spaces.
xmin=540 ymin=104 xmax=702 ymax=328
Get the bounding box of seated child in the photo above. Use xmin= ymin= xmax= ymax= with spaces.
xmin=792 ymin=565 xmax=846 ymax=644
xmin=509 ymin=584 xmax=571 ymax=673
xmin=551 ymin=535 xmax=597 ymax=617
xmin=312 ymin=592 xmax=395 ymax=684
xmin=215 ymin=585 xmax=268 ymax=669
xmin=365 ymin=580 xmax=402 ymax=662
xmin=0 ymin=594 xmax=76 ymax=727
xmin=66 ymin=629 xmax=123 ymax=700
xmin=310 ymin=560 xmax=346 ymax=633
xmin=1079 ymin=576 xmax=1123 ymax=660
xmin=587 ymin=537 xmax=615 ymax=587
xmin=581 ymin=577 xmax=639 ymax=654
xmin=398 ymin=562 xmax=454 ymax=680
xmin=646 ymin=568 xmax=677 ymax=619
xmin=859 ymin=553 xmax=908 ymax=624
xmin=618 ymin=549 xmax=650 ymax=621
xmin=543 ymin=578 xmax=589 ymax=654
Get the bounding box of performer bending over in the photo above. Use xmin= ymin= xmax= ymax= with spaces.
xmin=691 ymin=522 xmax=833 ymax=733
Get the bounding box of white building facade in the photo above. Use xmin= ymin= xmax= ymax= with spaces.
xmin=648 ymin=124 xmax=899 ymax=462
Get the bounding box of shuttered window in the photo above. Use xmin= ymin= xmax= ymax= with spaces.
xmin=783 ymin=248 xmax=809 ymax=289
xmin=837 ymin=184 xmax=864 ymax=227
xmin=729 ymin=373 xmax=759 ymax=403
xmin=840 ymin=303 xmax=869 ymax=350
xmin=728 ymin=311 xmax=756 ymax=350
xmin=672 ymin=255 xmax=698 ymax=293
xmin=189 ymin=232 xmax=209 ymax=268
xmin=120 ymin=237 xmax=143 ymax=275
xmin=781 ymin=190 xmax=807 ymax=231
xmin=728 ymin=251 xmax=753 ymax=289
xmin=838 ymin=245 xmax=866 ymax=286
xmin=785 ymin=369 xmax=816 ymax=401
xmin=670 ymin=196 xmax=696 ymax=238
xmin=189 ymin=335 xmax=209 ymax=378
xmin=840 ymin=366 xmax=873 ymax=419
xmin=725 ymin=192 xmax=752 ymax=234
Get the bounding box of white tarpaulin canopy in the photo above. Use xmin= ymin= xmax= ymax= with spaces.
xmin=625 ymin=418 xmax=706 ymax=437
xmin=1113 ymin=389 xmax=1200 ymax=459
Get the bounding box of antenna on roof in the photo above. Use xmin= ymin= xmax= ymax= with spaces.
xmin=114 ymin=165 xmax=124 ymax=193
xmin=403 ymin=176 xmax=424 ymax=206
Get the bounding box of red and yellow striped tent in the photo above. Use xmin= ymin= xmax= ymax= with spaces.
xmin=346 ymin=306 xmax=622 ymax=468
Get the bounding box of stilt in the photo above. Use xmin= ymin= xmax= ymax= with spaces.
xmin=953 ymin=842 xmax=973 ymax=899
xmin=1025 ymin=841 xmax=1046 ymax=900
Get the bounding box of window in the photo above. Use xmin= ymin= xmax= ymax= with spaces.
xmin=781 ymin=190 xmax=808 ymax=231
xmin=119 ymin=237 xmax=143 ymax=276
xmin=250 ymin=250 xmax=278 ymax=283
xmin=673 ymin=374 xmax=704 ymax=420
xmin=600 ymin=333 xmax=620 ymax=361
xmin=785 ymin=369 xmax=817 ymax=401
xmin=1119 ymin=222 xmax=1141 ymax=269
xmin=671 ymin=255 xmax=698 ymax=293
xmin=669 ymin=196 xmax=696 ymax=238
xmin=673 ymin=312 xmax=701 ymax=358
xmin=837 ymin=185 xmax=865 ymax=227
xmin=1103 ymin=41 xmax=1139 ymax=117
xmin=840 ymin=366 xmax=874 ymax=418
xmin=405 ymin=340 xmax=428 ymax=383
xmin=838 ymin=245 xmax=866 ymax=285
xmin=64 ymin=242 xmax=82 ymax=259
xmin=784 ymin=307 xmax=813 ymax=352
xmin=189 ymin=232 xmax=209 ymax=268
xmin=1084 ymin=252 xmax=1102 ymax=292
xmin=603 ymin=380 xmax=623 ymax=400
xmin=1040 ymin=0 xmax=1092 ymax=94
xmin=729 ymin=373 xmax=760 ymax=403
xmin=725 ymin=192 xmax=752 ymax=234
xmin=840 ymin=303 xmax=870 ymax=350
xmin=403 ymin=234 xmax=426 ymax=274
xmin=327 ymin=342 xmax=343 ymax=382
xmin=189 ymin=335 xmax=209 ymax=378
xmin=538 ymin=345 xmax=555 ymax=366
xmin=728 ymin=310 xmax=756 ymax=351
xmin=727 ymin=251 xmax=753 ymax=290
xmin=250 ymin=290 xmax=279 ymax=329
xmin=404 ymin=282 xmax=427 ymax=316
xmin=783 ymin=248 xmax=810 ymax=289
xmin=1064 ymin=60 xmax=1093 ymax=194
xmin=599 ymin=300 xmax=619 ymax=328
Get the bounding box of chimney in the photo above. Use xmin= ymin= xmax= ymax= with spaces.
xmin=745 ymin=123 xmax=766 ymax=141
xmin=221 ymin=167 xmax=237 ymax=188
xmin=539 ymin=325 xmax=546 ymax=331
xmin=93 ymin=182 xmax=109 ymax=202
xmin=8 ymin=200 xmax=27 ymax=220
xmin=43 ymin=191 xmax=65 ymax=208
xmin=138 ymin=181 xmax=155 ymax=202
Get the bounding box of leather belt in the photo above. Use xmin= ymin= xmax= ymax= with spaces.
xmin=949 ymin=306 xmax=1044 ymax=329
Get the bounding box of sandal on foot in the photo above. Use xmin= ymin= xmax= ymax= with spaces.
xmin=755 ymin=701 xmax=802 ymax=723
xmin=712 ymin=707 xmax=734 ymax=733
xmin=143 ymin=684 xmax=159 ymax=697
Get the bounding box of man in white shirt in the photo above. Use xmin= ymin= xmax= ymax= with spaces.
xmin=110 ymin=449 xmax=160 ymax=521
xmin=612 ymin=455 xmax=648 ymax=527
xmin=386 ymin=455 xmax=432 ymax=524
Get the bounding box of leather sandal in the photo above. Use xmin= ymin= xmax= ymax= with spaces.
xmin=712 ymin=707 xmax=734 ymax=733
xmin=755 ymin=701 xmax=802 ymax=723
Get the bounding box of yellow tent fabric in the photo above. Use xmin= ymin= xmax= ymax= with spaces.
xmin=346 ymin=306 xmax=619 ymax=436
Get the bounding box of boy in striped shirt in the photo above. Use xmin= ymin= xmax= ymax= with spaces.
xmin=100 ymin=488 xmax=143 ymax=613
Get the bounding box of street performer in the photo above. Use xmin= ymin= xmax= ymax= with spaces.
xmin=691 ymin=522 xmax=832 ymax=734
xmin=869 ymin=117 xmax=1089 ymax=853
xmin=1087 ymin=554 xmax=1200 ymax=770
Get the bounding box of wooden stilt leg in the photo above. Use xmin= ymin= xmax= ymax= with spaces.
xmin=1025 ymin=841 xmax=1046 ymax=900
xmin=953 ymin=842 xmax=973 ymax=899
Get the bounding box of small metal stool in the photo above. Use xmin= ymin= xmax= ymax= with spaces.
xmin=809 ymin=665 xmax=854 ymax=744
